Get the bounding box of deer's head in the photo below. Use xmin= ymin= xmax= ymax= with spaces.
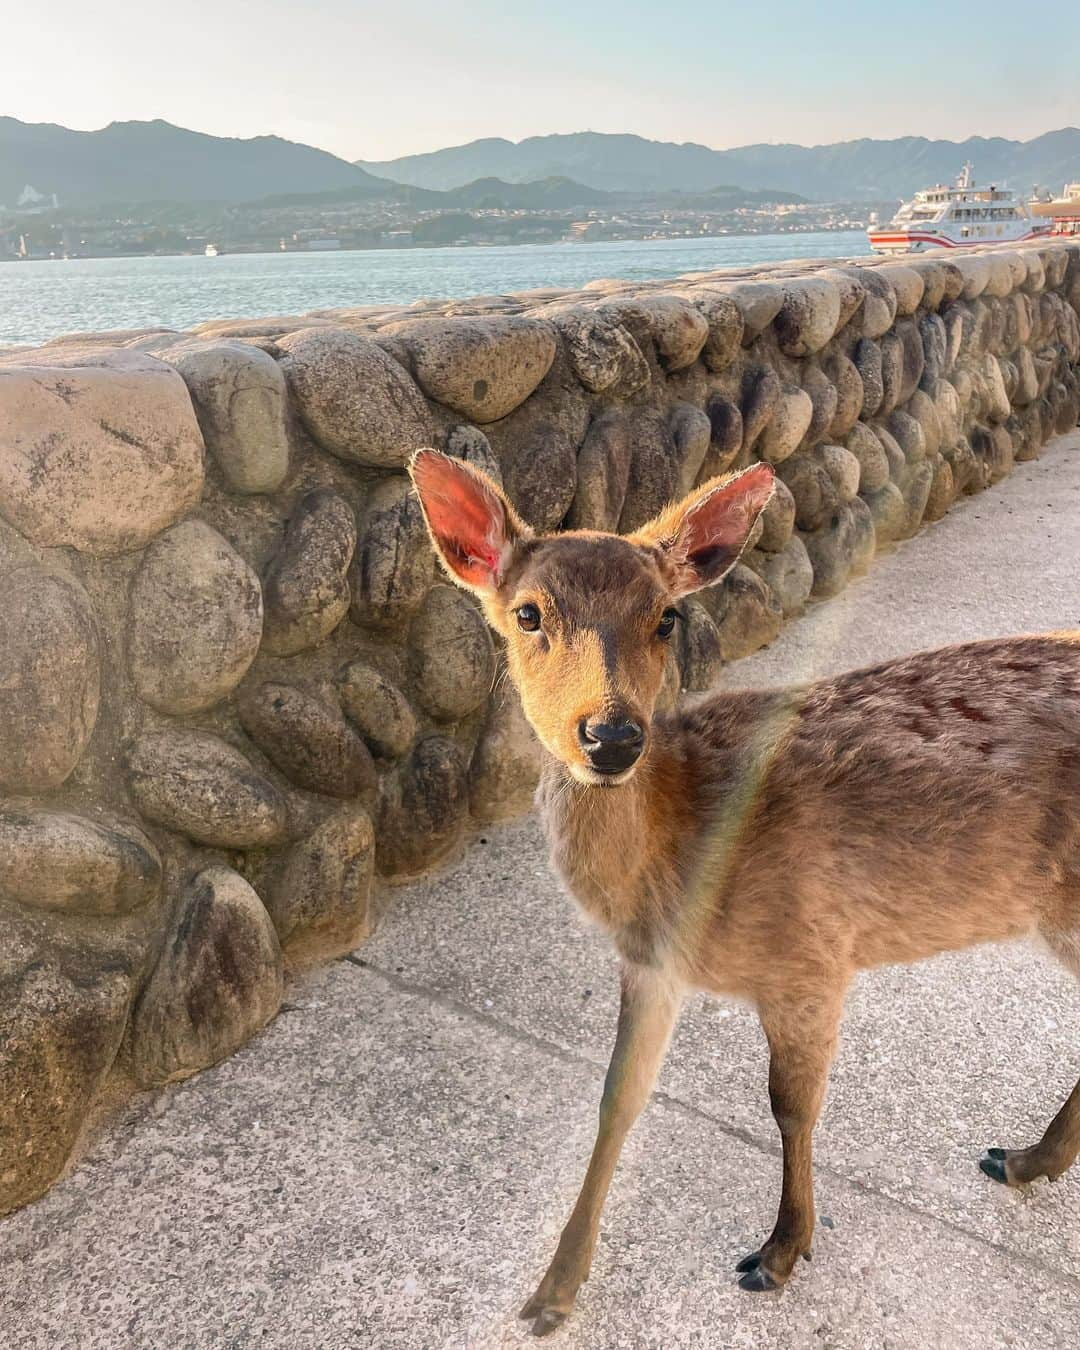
xmin=409 ymin=450 xmax=774 ymax=787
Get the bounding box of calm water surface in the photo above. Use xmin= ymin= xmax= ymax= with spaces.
xmin=0 ymin=231 xmax=870 ymax=347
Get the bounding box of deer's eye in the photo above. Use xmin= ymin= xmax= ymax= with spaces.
xmin=656 ymin=608 xmax=679 ymax=640
xmin=516 ymin=603 xmax=541 ymax=633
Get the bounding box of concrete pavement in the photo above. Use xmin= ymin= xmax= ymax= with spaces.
xmin=2 ymin=434 xmax=1080 ymax=1350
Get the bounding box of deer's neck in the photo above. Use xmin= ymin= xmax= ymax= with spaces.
xmin=536 ymin=743 xmax=691 ymax=959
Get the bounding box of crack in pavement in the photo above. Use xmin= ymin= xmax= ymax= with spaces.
xmin=343 ymin=952 xmax=1080 ymax=1296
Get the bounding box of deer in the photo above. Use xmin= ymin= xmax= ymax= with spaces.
xmin=408 ymin=447 xmax=1080 ymax=1337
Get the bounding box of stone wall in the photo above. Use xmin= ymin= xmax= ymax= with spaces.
xmin=2 ymin=240 xmax=1079 ymax=1217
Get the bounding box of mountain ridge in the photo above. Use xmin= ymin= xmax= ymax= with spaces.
xmin=0 ymin=116 xmax=386 ymax=207
xmin=356 ymin=128 xmax=1080 ymax=199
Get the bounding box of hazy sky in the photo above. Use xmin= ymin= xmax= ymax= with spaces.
xmin=5 ymin=1 xmax=1078 ymax=161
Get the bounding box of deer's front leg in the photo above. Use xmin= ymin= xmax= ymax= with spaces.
xmin=520 ymin=964 xmax=681 ymax=1336
xmin=736 ymin=992 xmax=844 ymax=1292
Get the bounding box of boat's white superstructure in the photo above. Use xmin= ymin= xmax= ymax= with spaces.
xmin=868 ymin=164 xmax=1051 ymax=254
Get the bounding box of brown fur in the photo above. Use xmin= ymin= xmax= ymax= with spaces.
xmin=409 ymin=449 xmax=1080 ymax=1335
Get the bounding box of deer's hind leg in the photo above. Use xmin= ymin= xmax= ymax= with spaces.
xmin=980 ymin=921 xmax=1080 ymax=1188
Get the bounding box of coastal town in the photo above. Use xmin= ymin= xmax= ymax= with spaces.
xmin=0 ymin=182 xmax=876 ymax=260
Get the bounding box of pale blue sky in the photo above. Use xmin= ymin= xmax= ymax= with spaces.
xmin=4 ymin=0 xmax=1078 ymax=161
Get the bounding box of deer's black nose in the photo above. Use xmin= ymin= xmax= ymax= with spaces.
xmin=578 ymin=717 xmax=645 ymax=774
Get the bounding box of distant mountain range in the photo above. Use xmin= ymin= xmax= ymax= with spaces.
xmin=358 ymin=129 xmax=1080 ymax=200
xmin=0 ymin=118 xmax=804 ymax=212
xmin=4 ymin=117 xmax=1078 ymax=211
xmin=0 ymin=117 xmax=383 ymax=208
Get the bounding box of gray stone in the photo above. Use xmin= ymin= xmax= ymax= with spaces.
xmin=908 ymin=258 xmax=948 ymax=310
xmin=864 ymin=480 xmax=909 ymax=543
xmin=906 ymin=389 xmax=942 ymax=458
xmin=0 ymin=566 xmax=100 ymax=795
xmin=669 ymin=404 xmax=712 ymax=494
xmin=952 ymin=255 xmax=991 ymax=301
xmin=757 ymin=384 xmax=813 ymax=464
xmin=714 ymin=279 xmax=784 ymax=341
xmin=943 ymin=436 xmax=984 ymax=496
xmin=468 ymin=684 xmax=541 ymax=824
xmin=568 ymin=411 xmax=632 ymax=531
xmin=675 ymin=599 xmax=723 ymax=691
xmin=825 ymin=351 xmax=864 ymax=438
xmin=983 ymin=254 xmax=1015 ymax=299
xmin=0 ymin=936 xmax=133 ymax=1215
xmin=0 ymin=809 xmax=161 ymax=917
xmin=446 ymin=424 xmax=502 ymax=484
xmin=408 ymin=586 xmax=495 ymax=721
xmin=756 ymin=475 xmax=796 ymax=552
xmin=159 ymin=340 xmax=289 ymax=494
xmin=712 ymin=563 xmax=782 ymax=661
xmin=336 ymin=661 xmax=416 ymax=760
xmin=802 ymin=497 xmax=875 ymax=597
xmin=486 ymin=366 xmax=588 ymax=532
xmin=899 ymin=460 xmax=935 ymax=534
xmin=618 ymin=409 xmax=682 ymax=531
xmin=811 ymin=443 xmax=861 ymax=501
xmin=873 ymin=423 xmax=907 ymax=482
xmin=919 ymin=313 xmax=947 ymax=389
xmin=381 ymin=316 xmax=556 ymax=422
xmin=888 ymin=409 xmax=926 ymax=465
xmin=875 ymin=263 xmax=924 ymax=315
xmin=895 ymin=319 xmax=925 ymax=404
xmin=1012 ymin=404 xmax=1044 ymax=462
xmin=981 ymin=354 xmax=1012 ymax=424
xmin=944 ymin=305 xmax=965 ymax=371
xmin=377 ymin=735 xmax=469 ymax=878
xmin=971 ymin=424 xmax=1014 ymax=484
xmin=127 ymin=730 xmax=288 ymax=848
xmin=263 ymin=488 xmax=356 ymax=655
xmin=818 ymin=268 xmax=867 ymax=330
xmin=348 ymin=478 xmax=434 ymax=630
xmin=267 ymin=806 xmax=375 ymax=961
xmin=776 ymin=452 xmax=839 ymax=532
xmin=130 ymin=866 xmax=283 ymax=1087
xmin=923 ymin=454 xmax=955 ymax=523
xmin=843 ymin=266 xmax=897 ymax=338
xmin=846 ymin=422 xmax=890 ymax=494
xmin=800 ymin=365 xmax=839 ymax=446
xmin=0 ymin=351 xmax=205 ymax=554
xmin=774 ymin=277 xmax=842 ymax=356
xmin=692 ymin=291 xmax=744 ymax=370
xmin=741 ymin=366 xmax=781 ymax=453
xmin=129 ymin=519 xmax=263 ymax=714
xmin=930 ymin=377 xmax=963 ymax=449
xmin=703 ymin=397 xmax=744 ymax=478
xmin=1021 ymin=251 xmax=1046 ymax=294
xmin=746 ymin=534 xmax=814 ymax=617
xmin=277 ymin=327 xmax=435 ymax=467
xmin=878 ymin=330 xmax=905 ymax=418
xmin=239 ymin=683 xmax=376 ymax=799
xmin=635 ymin=296 xmax=708 ymax=371
xmin=551 ymin=310 xmax=649 ymax=394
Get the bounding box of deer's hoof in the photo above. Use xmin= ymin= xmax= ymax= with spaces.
xmin=519 ymin=1289 xmax=570 ymax=1337
xmin=734 ymin=1251 xmax=781 ymax=1292
xmin=528 ymin=1309 xmax=567 ymax=1338
xmin=979 ymin=1147 xmax=1010 ymax=1185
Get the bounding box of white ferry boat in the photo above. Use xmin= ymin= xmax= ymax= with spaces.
xmin=868 ymin=164 xmax=1051 ymax=254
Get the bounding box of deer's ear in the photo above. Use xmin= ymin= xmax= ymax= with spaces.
xmin=409 ymin=449 xmax=529 ymax=595
xmin=631 ymin=463 xmax=775 ymax=597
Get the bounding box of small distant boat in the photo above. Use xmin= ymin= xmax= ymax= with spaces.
xmin=868 ymin=164 xmax=1051 ymax=254
xmin=204 ymin=243 xmax=223 ymax=257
